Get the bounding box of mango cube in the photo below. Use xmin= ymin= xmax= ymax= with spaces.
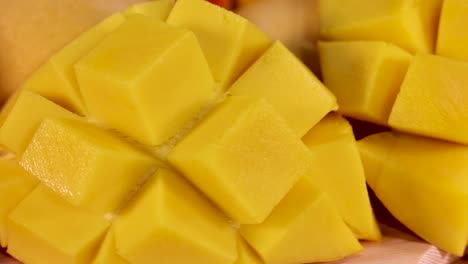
xmin=124 ymin=0 xmax=175 ymax=20
xmin=167 ymin=0 xmax=271 ymax=87
xmin=303 ymin=113 xmax=380 ymax=240
xmin=0 ymin=158 xmax=38 ymax=248
xmin=0 ymin=90 xmax=81 ymax=155
xmin=318 ymin=41 xmax=412 ymax=125
xmin=93 ymin=228 xmax=128 ymax=264
xmin=320 ymin=0 xmax=443 ymax=53
xmin=436 ymin=0 xmax=468 ymax=60
xmin=359 ymin=132 xmax=468 ymax=256
xmin=168 ymin=96 xmax=313 ymax=224
xmin=75 ymin=15 xmax=214 ymax=145
xmin=7 ymin=185 xmax=110 ymax=264
xmin=388 ymin=54 xmax=468 ymax=144
xmin=240 ymin=177 xmax=362 ymax=264
xmin=235 ymin=238 xmax=262 ymax=264
xmin=229 ymin=41 xmax=337 ymax=137
xmin=20 ymin=118 xmax=158 ymax=213
xmin=114 ymin=168 xmax=237 ymax=264
xmin=21 ymin=13 xmax=126 ymax=115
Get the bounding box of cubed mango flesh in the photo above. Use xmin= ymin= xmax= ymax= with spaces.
xmin=168 ymin=96 xmax=313 ymax=224
xmin=240 ymin=177 xmax=362 ymax=264
xmin=0 ymin=90 xmax=80 ymax=155
xmin=358 ymin=132 xmax=468 ymax=256
xmin=167 ymin=0 xmax=271 ymax=88
xmin=388 ymin=54 xmax=468 ymax=144
xmin=75 ymin=15 xmax=214 ymax=145
xmin=436 ymin=0 xmax=468 ymax=61
xmin=124 ymin=0 xmax=175 ymax=20
xmin=7 ymin=185 xmax=110 ymax=264
xmin=114 ymin=168 xmax=237 ymax=264
xmin=235 ymin=238 xmax=262 ymax=264
xmin=0 ymin=158 xmax=38 ymax=248
xmin=92 ymin=228 xmax=129 ymax=264
xmin=20 ymin=118 xmax=158 ymax=213
xmin=229 ymin=41 xmax=337 ymax=137
xmin=319 ymin=0 xmax=443 ymax=53
xmin=302 ymin=113 xmax=380 ymax=240
xmin=21 ymin=13 xmax=126 ymax=115
xmin=318 ymin=41 xmax=412 ymax=125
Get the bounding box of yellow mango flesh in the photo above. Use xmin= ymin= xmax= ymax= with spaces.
xmin=168 ymin=96 xmax=313 ymax=224
xmin=302 ymin=113 xmax=380 ymax=240
xmin=0 ymin=90 xmax=81 ymax=155
xmin=20 ymin=118 xmax=158 ymax=213
xmin=75 ymin=15 xmax=214 ymax=145
xmin=229 ymin=41 xmax=337 ymax=137
xmin=7 ymin=185 xmax=110 ymax=264
xmin=21 ymin=13 xmax=126 ymax=115
xmin=240 ymin=177 xmax=362 ymax=264
xmin=358 ymin=132 xmax=468 ymax=255
xmin=235 ymin=238 xmax=262 ymax=264
xmin=320 ymin=0 xmax=442 ymax=53
xmin=318 ymin=41 xmax=411 ymax=125
xmin=124 ymin=0 xmax=175 ymax=20
xmin=0 ymin=158 xmax=38 ymax=248
xmin=93 ymin=228 xmax=129 ymax=264
xmin=167 ymin=0 xmax=271 ymax=88
xmin=114 ymin=168 xmax=237 ymax=264
xmin=436 ymin=0 xmax=468 ymax=61
xmin=388 ymin=54 xmax=468 ymax=144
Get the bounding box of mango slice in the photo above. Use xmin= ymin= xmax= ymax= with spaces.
xmin=303 ymin=113 xmax=380 ymax=240
xmin=7 ymin=185 xmax=110 ymax=264
xmin=318 ymin=41 xmax=411 ymax=125
xmin=168 ymin=96 xmax=313 ymax=224
xmin=21 ymin=13 xmax=126 ymax=115
xmin=240 ymin=177 xmax=362 ymax=264
xmin=388 ymin=54 xmax=468 ymax=144
xmin=167 ymin=0 xmax=271 ymax=88
xmin=114 ymin=168 xmax=237 ymax=264
xmin=0 ymin=158 xmax=38 ymax=248
xmin=93 ymin=228 xmax=128 ymax=264
xmin=75 ymin=15 xmax=214 ymax=145
xmin=358 ymin=132 xmax=468 ymax=256
xmin=124 ymin=0 xmax=175 ymax=20
xmin=436 ymin=0 xmax=468 ymax=61
xmin=235 ymin=238 xmax=262 ymax=264
xmin=319 ymin=0 xmax=443 ymax=53
xmin=20 ymin=118 xmax=158 ymax=213
xmin=229 ymin=41 xmax=337 ymax=137
xmin=0 ymin=90 xmax=81 ymax=155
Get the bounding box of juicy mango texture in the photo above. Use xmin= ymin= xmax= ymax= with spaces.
xmin=436 ymin=0 xmax=468 ymax=61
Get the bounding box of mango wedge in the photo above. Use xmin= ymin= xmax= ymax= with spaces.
xmin=437 ymin=0 xmax=468 ymax=61
xmin=240 ymin=177 xmax=362 ymax=264
xmin=303 ymin=113 xmax=380 ymax=240
xmin=358 ymin=132 xmax=468 ymax=255
xmin=124 ymin=0 xmax=175 ymax=20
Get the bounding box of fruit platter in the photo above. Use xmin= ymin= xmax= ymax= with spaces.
xmin=1 ymin=0 xmax=468 ymax=263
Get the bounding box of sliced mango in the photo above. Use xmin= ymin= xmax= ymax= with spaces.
xmin=93 ymin=228 xmax=128 ymax=264
xmin=319 ymin=0 xmax=443 ymax=53
xmin=167 ymin=0 xmax=271 ymax=87
xmin=229 ymin=41 xmax=337 ymax=137
xmin=21 ymin=13 xmax=126 ymax=115
xmin=168 ymin=96 xmax=313 ymax=224
xmin=359 ymin=132 xmax=468 ymax=255
xmin=7 ymin=185 xmax=110 ymax=264
xmin=303 ymin=113 xmax=380 ymax=240
xmin=436 ymin=0 xmax=468 ymax=61
xmin=124 ymin=0 xmax=175 ymax=20
xmin=75 ymin=15 xmax=214 ymax=145
xmin=0 ymin=158 xmax=38 ymax=248
xmin=318 ymin=41 xmax=411 ymax=125
xmin=0 ymin=90 xmax=80 ymax=155
xmin=388 ymin=54 xmax=468 ymax=144
xmin=240 ymin=177 xmax=362 ymax=264
xmin=114 ymin=168 xmax=237 ymax=264
xmin=235 ymin=238 xmax=262 ymax=264
xmin=20 ymin=118 xmax=158 ymax=213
